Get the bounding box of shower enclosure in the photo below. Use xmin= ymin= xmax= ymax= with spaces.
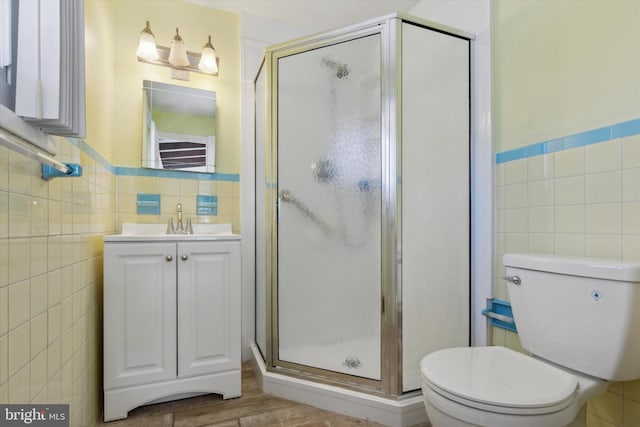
xmin=255 ymin=13 xmax=471 ymax=402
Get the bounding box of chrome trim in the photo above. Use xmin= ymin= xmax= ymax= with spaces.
xmin=502 ymin=275 xmax=522 ymax=285
xmin=484 ymin=311 xmax=515 ymax=324
xmin=260 ymin=13 xmax=473 ymax=398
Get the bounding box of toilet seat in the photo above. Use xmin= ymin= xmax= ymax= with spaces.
xmin=420 ymin=346 xmax=579 ymax=416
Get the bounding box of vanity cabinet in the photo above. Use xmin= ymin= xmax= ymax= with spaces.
xmin=103 ymin=237 xmax=241 ymax=421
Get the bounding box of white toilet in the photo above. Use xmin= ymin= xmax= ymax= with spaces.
xmin=420 ymin=253 xmax=640 ymax=427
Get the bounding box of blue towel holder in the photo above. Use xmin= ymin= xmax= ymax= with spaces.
xmin=42 ymin=163 xmax=83 ymax=180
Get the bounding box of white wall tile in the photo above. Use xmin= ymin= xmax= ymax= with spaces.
xmin=586 ymin=171 xmax=621 ymax=204
xmin=8 ymin=280 xmax=29 ymax=330
xmin=8 ymin=322 xmax=29 ymax=376
xmin=586 ymin=139 xmax=621 ymax=173
xmin=622 ymin=168 xmax=640 ymax=201
xmin=505 ymin=183 xmax=528 ymax=208
xmin=555 ymin=205 xmax=585 ymax=233
xmin=505 ymin=208 xmax=528 ymax=232
xmin=586 ymin=234 xmax=622 ymax=259
xmin=528 ymin=154 xmax=554 ymax=181
xmin=504 ymin=159 xmax=527 ymax=184
xmin=496 ymin=185 xmax=505 ymax=210
xmin=554 ymin=147 xmax=585 ymax=178
xmin=586 ymin=203 xmax=622 ymax=234
xmin=528 ymin=207 xmax=554 ymax=233
xmin=496 ymin=164 xmax=505 ymax=187
xmin=555 ymin=234 xmax=585 ymax=256
xmin=528 ymin=180 xmax=554 ymax=207
xmin=8 ymin=193 xmax=31 ymax=238
xmin=0 ymin=192 xmax=7 ymax=238
xmin=30 ymin=312 xmax=48 ymax=358
xmin=623 ymin=234 xmax=640 ymax=260
xmin=528 ymin=233 xmax=555 ymax=254
xmin=623 ymin=203 xmax=640 ymax=234
xmin=621 ymin=134 xmax=640 ymax=169
xmin=505 ymin=233 xmax=528 ymax=253
xmin=555 ymin=176 xmax=585 ymax=205
xmin=0 ymin=240 xmax=7 ymax=287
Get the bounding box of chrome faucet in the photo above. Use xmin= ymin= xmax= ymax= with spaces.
xmin=176 ymin=203 xmax=185 ymax=234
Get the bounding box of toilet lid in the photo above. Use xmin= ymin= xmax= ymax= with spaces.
xmin=421 ymin=346 xmax=578 ymax=413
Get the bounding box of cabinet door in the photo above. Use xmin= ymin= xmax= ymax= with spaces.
xmin=104 ymin=242 xmax=177 ymax=389
xmin=177 ymin=241 xmax=241 ymax=378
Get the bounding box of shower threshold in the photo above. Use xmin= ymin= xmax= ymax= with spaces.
xmin=250 ymin=343 xmax=427 ymax=427
xmin=279 ymin=337 xmax=380 ymax=380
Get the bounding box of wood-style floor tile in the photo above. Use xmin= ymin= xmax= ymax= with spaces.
xmin=173 ymin=394 xmax=300 ymax=427
xmin=97 ymin=362 xmax=427 ymax=427
xmin=238 ymin=403 xmax=384 ymax=427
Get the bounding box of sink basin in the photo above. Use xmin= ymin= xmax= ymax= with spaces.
xmin=120 ymin=222 xmax=234 ymax=236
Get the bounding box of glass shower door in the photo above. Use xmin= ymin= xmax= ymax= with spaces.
xmin=275 ymin=34 xmax=382 ymax=380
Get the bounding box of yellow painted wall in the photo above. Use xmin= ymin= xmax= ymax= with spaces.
xmin=493 ymin=2 xmax=640 ymax=426
xmin=493 ymin=0 xmax=640 ymax=152
xmin=86 ymin=0 xmax=240 ymax=173
xmin=84 ymin=0 xmax=116 ymax=162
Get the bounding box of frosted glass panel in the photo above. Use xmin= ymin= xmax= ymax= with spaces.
xmin=400 ymin=23 xmax=470 ymax=392
xmin=277 ymin=35 xmax=381 ymax=380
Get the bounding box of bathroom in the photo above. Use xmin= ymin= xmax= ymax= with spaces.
xmin=0 ymin=0 xmax=639 ymax=426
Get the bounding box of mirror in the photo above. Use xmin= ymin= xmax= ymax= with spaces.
xmin=142 ymin=80 xmax=216 ymax=173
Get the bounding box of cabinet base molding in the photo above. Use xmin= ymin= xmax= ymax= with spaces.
xmin=103 ymin=369 xmax=241 ymax=422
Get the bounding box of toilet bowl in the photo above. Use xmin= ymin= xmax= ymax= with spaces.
xmin=420 ymin=254 xmax=640 ymax=427
xmin=420 ymin=346 xmax=607 ymax=427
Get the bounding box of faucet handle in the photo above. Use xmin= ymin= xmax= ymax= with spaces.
xmin=166 ymin=217 xmax=175 ymax=235
xmin=187 ymin=218 xmax=194 ymax=235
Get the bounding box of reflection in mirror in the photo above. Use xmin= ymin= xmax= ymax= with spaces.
xmin=142 ymin=80 xmax=216 ymax=173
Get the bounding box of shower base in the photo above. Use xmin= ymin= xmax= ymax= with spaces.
xmin=250 ymin=343 xmax=427 ymax=427
xmin=279 ymin=337 xmax=380 ymax=380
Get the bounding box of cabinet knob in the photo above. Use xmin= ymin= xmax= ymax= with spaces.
xmin=165 ymin=255 xmax=173 ymax=262
xmin=181 ymin=254 xmax=188 ymax=261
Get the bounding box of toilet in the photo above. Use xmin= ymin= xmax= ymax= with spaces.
xmin=420 ymin=253 xmax=640 ymax=427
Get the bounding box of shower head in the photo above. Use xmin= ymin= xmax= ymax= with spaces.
xmin=321 ymin=56 xmax=350 ymax=79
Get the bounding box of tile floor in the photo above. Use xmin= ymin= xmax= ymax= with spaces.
xmin=98 ymin=363 xmax=429 ymax=427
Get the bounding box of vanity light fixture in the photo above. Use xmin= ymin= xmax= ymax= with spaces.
xmin=136 ymin=21 xmax=159 ymax=61
xmin=136 ymin=21 xmax=219 ymax=76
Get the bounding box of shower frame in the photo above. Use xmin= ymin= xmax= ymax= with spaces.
xmin=256 ymin=13 xmax=473 ymax=399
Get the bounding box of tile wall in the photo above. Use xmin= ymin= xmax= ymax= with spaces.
xmin=494 ymin=130 xmax=640 ymax=426
xmin=115 ymin=174 xmax=240 ymax=232
xmin=0 ymin=138 xmax=114 ymax=426
xmin=0 ymin=137 xmax=240 ymax=426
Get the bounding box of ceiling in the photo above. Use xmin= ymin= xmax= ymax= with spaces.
xmin=186 ymin=0 xmax=422 ymax=32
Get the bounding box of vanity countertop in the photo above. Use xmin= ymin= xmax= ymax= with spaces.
xmin=103 ymin=222 xmax=240 ymax=242
xmin=104 ymin=233 xmax=241 ymax=242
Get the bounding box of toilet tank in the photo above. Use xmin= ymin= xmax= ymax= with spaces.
xmin=503 ymin=253 xmax=640 ymax=382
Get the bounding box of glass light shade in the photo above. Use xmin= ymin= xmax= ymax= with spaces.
xmin=136 ymin=21 xmax=158 ymax=61
xmin=168 ymin=28 xmax=189 ymax=67
xmin=198 ymin=36 xmax=218 ymax=74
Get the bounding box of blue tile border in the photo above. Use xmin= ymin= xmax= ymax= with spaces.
xmin=196 ymin=195 xmax=218 ymax=215
xmin=136 ymin=193 xmax=161 ymax=215
xmin=496 ymin=118 xmax=640 ymax=164
xmin=65 ymin=137 xmax=240 ymax=182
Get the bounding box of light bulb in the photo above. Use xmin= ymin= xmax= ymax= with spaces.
xmin=136 ymin=21 xmax=158 ymax=61
xmin=198 ymin=35 xmax=218 ymax=74
xmin=168 ymin=28 xmax=190 ymax=67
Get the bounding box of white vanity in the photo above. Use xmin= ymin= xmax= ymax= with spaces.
xmin=102 ymin=224 xmax=241 ymax=421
